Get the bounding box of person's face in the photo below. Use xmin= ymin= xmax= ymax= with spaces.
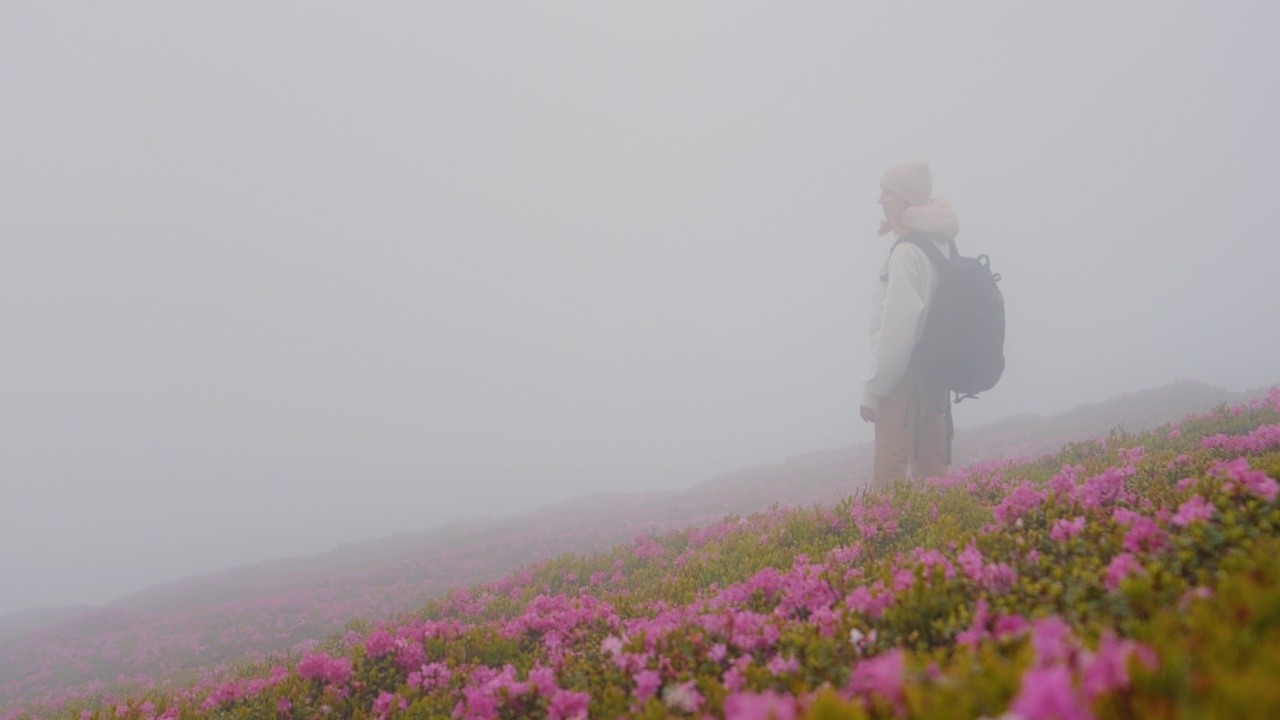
xmin=879 ymin=187 xmax=909 ymax=224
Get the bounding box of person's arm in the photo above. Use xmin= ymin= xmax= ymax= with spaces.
xmin=861 ymin=244 xmax=930 ymax=413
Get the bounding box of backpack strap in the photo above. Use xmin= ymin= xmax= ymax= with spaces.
xmin=892 ymin=232 xmax=953 ymax=267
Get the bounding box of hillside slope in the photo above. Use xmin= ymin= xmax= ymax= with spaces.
xmin=0 ymin=380 xmax=1267 ymax=714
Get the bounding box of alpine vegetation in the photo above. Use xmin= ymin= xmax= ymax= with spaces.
xmin=6 ymin=390 xmax=1280 ymax=719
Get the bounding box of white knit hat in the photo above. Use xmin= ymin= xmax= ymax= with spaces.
xmin=880 ymin=160 xmax=932 ymax=206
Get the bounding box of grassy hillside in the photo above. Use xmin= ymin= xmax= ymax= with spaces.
xmin=2 ymin=381 xmax=1275 ymax=719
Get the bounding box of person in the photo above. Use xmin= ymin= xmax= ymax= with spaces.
xmin=860 ymin=160 xmax=960 ymax=489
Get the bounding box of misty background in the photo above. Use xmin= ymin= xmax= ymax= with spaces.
xmin=2 ymin=3 xmax=1277 ymax=616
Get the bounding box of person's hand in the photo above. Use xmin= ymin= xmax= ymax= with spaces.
xmin=860 ymin=405 xmax=877 ymax=423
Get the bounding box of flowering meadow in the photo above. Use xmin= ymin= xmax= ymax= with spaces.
xmin=4 ymin=386 xmax=1278 ymax=719
xmin=10 ymin=382 xmax=1215 ymax=716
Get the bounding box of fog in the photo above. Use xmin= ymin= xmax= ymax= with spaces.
xmin=2 ymin=3 xmax=1277 ymax=616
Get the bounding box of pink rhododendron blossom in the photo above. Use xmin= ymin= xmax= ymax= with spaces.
xmin=1122 ymin=516 xmax=1166 ymax=553
xmin=1080 ymin=631 xmax=1156 ymax=701
xmin=1009 ymin=665 xmax=1092 ymax=720
xmin=1116 ymin=446 xmax=1144 ymax=466
xmin=723 ymin=665 xmax=747 ymax=692
xmin=1215 ymin=457 xmax=1279 ymax=502
xmin=957 ymin=545 xmax=985 ymax=580
xmin=364 ymin=630 xmax=395 ymax=659
xmin=1029 ymin=616 xmax=1074 ymax=666
xmin=372 ymin=691 xmax=407 ymax=719
xmin=826 ymin=543 xmax=862 ymax=565
xmin=1111 ymin=507 xmax=1140 ymax=526
xmin=956 ymin=599 xmax=990 ymax=649
xmin=527 ymin=665 xmax=558 ymax=697
xmin=1104 ymin=553 xmax=1143 ymax=591
xmin=546 ymin=689 xmax=590 ymax=720
xmin=1048 ymin=464 xmax=1081 ymax=496
xmin=297 ymin=652 xmax=352 ymax=686
xmin=1077 ymin=467 xmax=1126 ymax=508
xmin=600 ymin=636 xmax=624 ymax=658
xmin=847 ymin=649 xmax=905 ymax=711
xmin=409 ymin=662 xmax=452 ymax=691
xmin=912 ymin=548 xmax=956 ymax=579
xmin=453 ymin=685 xmax=498 ymax=720
xmin=994 ymin=484 xmax=1046 ymax=525
xmin=1050 ymin=517 xmax=1086 ymax=542
xmin=767 ymin=653 xmax=800 ymax=676
xmin=893 ymin=568 xmax=915 ymax=593
xmin=633 ymin=669 xmax=661 ymax=703
xmin=1172 ymin=495 xmax=1214 ymax=526
xmin=994 ymin=613 xmax=1029 ymax=639
xmin=723 ymin=690 xmax=798 ymax=720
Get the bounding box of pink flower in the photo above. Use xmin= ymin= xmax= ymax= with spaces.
xmin=956 ymin=599 xmax=990 ymax=649
xmin=371 ymin=691 xmax=406 ymax=719
xmin=546 ymin=689 xmax=590 ymax=720
xmin=454 ymin=685 xmax=498 ymax=720
xmin=1077 ymin=468 xmax=1126 ymax=508
xmin=1171 ymin=495 xmax=1214 ymax=527
xmin=1080 ymin=631 xmax=1156 ymax=701
xmin=767 ymin=653 xmax=800 ymax=676
xmin=1029 ymin=616 xmax=1074 ymax=666
xmin=1009 ymin=665 xmax=1092 ymax=720
xmin=893 ymin=568 xmax=915 ymax=593
xmin=722 ymin=690 xmax=798 ymax=720
xmin=297 ymin=652 xmax=352 ymax=686
xmin=600 ymin=635 xmax=624 ymax=658
xmin=1104 ymin=553 xmax=1143 ymax=591
xmin=1048 ymin=465 xmax=1081 ymax=496
xmin=633 ymin=669 xmax=661 ymax=703
xmin=847 ymin=649 xmax=905 ymax=710
xmin=1122 ymin=517 xmax=1166 ymax=553
xmin=1216 ymin=458 xmax=1278 ymax=502
xmin=1050 ymin=516 xmax=1086 ymax=542
xmin=365 ymin=630 xmax=395 ymax=659
xmin=994 ymin=484 xmax=1046 ymax=525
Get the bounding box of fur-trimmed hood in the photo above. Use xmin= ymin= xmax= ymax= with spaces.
xmin=901 ymin=195 xmax=959 ymax=241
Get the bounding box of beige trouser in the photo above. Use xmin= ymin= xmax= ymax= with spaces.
xmin=872 ymin=366 xmax=949 ymax=490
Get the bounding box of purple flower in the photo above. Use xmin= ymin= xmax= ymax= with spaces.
xmin=1029 ymin=616 xmax=1074 ymax=666
xmin=1171 ymin=495 xmax=1214 ymax=527
xmin=297 ymin=652 xmax=352 ymax=686
xmin=1050 ymin=516 xmax=1086 ymax=542
xmin=1080 ymin=631 xmax=1156 ymax=701
xmin=1009 ymin=665 xmax=1092 ymax=720
xmin=1104 ymin=553 xmax=1143 ymax=591
xmin=994 ymin=484 xmax=1046 ymax=525
xmin=546 ymin=689 xmax=590 ymax=720
xmin=722 ymin=690 xmax=798 ymax=720
xmin=847 ymin=649 xmax=905 ymax=711
xmin=364 ymin=630 xmax=395 ymax=659
xmin=633 ymin=669 xmax=661 ymax=703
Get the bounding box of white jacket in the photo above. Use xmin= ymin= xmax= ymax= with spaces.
xmin=861 ymin=196 xmax=960 ymax=410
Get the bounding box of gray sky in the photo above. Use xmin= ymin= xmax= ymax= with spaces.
xmin=2 ymin=3 xmax=1277 ymax=615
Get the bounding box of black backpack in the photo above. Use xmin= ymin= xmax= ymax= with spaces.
xmin=893 ymin=233 xmax=1005 ymax=402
